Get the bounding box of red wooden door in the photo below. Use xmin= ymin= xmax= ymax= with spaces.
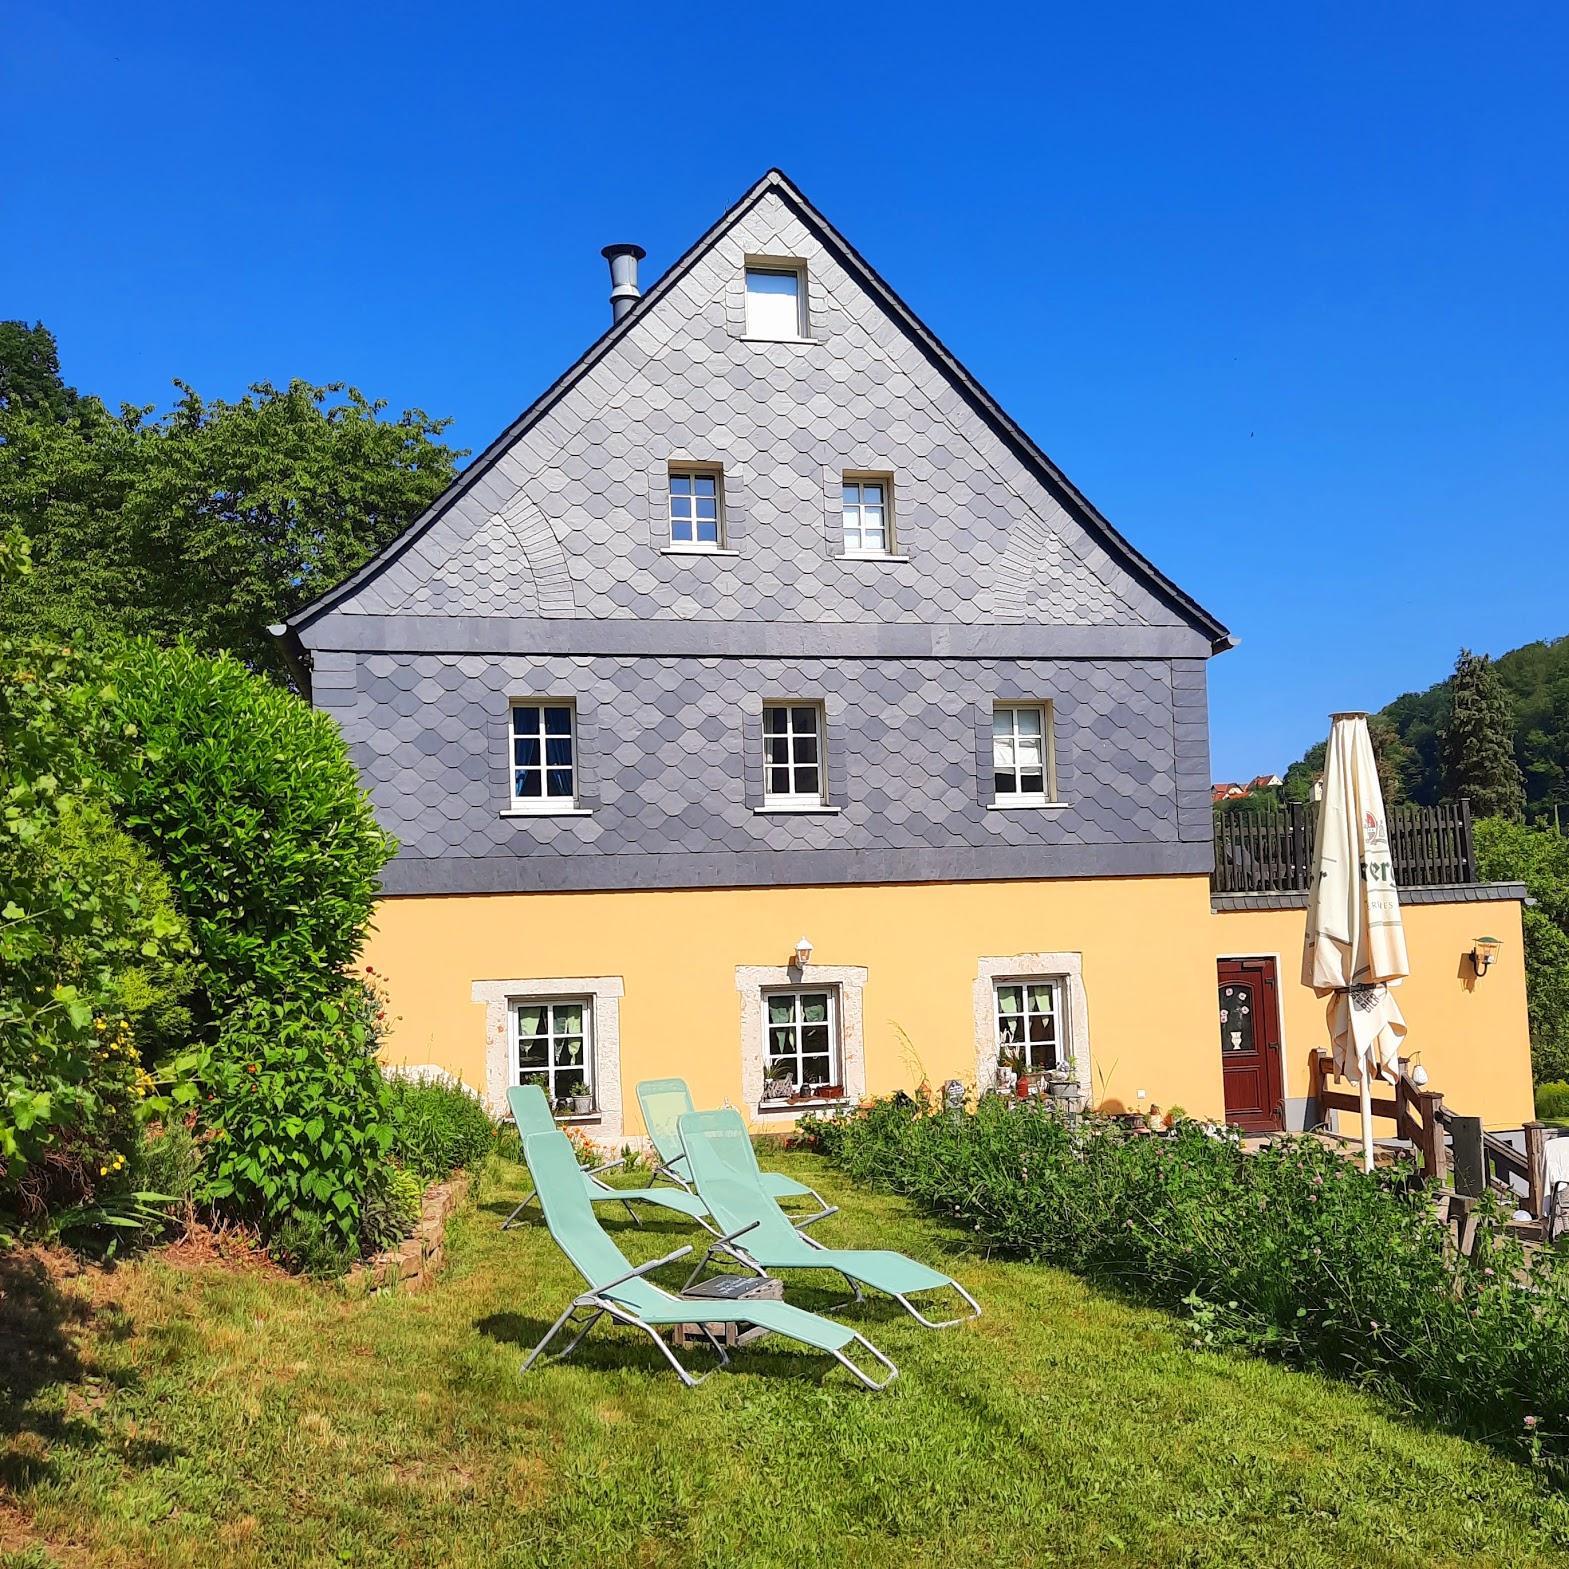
xmin=1218 ymin=957 xmax=1285 ymax=1132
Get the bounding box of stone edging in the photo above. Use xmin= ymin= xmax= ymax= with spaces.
xmin=348 ymin=1172 xmax=470 ymax=1294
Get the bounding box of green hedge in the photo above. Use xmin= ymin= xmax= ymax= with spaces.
xmin=806 ymin=1096 xmax=1569 ymax=1470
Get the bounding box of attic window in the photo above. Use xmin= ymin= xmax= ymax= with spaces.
xmin=745 ymin=265 xmax=805 ymax=339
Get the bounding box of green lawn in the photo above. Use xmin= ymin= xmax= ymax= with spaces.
xmin=4 ymin=1150 xmax=1569 ymax=1568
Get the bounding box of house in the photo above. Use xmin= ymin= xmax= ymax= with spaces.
xmin=279 ymin=171 xmax=1534 ymax=1145
xmin=1248 ymin=773 xmax=1284 ymax=792
xmin=1212 ymin=782 xmax=1249 ymax=804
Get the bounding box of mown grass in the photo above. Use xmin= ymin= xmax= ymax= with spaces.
xmin=3 ymin=1150 xmax=1569 ymax=1568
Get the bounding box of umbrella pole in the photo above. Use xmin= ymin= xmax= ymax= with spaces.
xmin=1359 ymin=1074 xmax=1374 ymax=1174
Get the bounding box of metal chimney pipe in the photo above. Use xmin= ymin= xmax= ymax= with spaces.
xmin=601 ymin=243 xmax=647 ymax=323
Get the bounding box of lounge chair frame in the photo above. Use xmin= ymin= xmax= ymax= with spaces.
xmin=522 ymin=1237 xmax=898 ymax=1391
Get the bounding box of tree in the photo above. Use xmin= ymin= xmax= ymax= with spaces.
xmin=1443 ymin=649 xmax=1526 ymax=822
xmin=0 ymin=358 xmax=464 ymax=679
xmin=1474 ymin=818 xmax=1569 ymax=1083
xmin=0 ymin=321 xmax=77 ymax=422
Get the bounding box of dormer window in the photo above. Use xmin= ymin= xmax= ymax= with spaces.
xmin=745 ymin=264 xmax=805 ymax=339
xmin=669 ymin=467 xmax=723 ymax=548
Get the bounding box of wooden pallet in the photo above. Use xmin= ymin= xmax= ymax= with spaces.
xmin=671 ymin=1274 xmax=784 ymax=1349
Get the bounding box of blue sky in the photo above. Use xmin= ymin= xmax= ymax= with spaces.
xmin=5 ymin=2 xmax=1565 ymax=780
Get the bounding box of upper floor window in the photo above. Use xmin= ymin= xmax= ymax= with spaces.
xmin=511 ymin=701 xmax=576 ymax=811
xmin=841 ymin=477 xmax=893 ymax=555
xmin=745 ymin=264 xmax=805 ymax=339
xmin=669 ymin=468 xmax=723 ymax=547
xmin=992 ymin=703 xmax=1055 ymax=805
xmin=513 ymin=997 xmax=595 ymax=1113
xmin=763 ymin=703 xmax=825 ymax=806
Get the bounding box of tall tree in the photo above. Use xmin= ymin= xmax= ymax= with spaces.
xmin=0 ymin=322 xmax=78 ymax=422
xmin=1443 ymin=648 xmax=1526 ymax=821
xmin=0 ymin=367 xmax=464 ymax=679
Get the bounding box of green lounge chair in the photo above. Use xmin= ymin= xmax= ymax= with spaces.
xmin=502 ymin=1084 xmax=713 ymax=1232
xmin=676 ymin=1107 xmax=981 ymax=1330
xmin=518 ymin=1129 xmax=897 ymax=1389
xmin=636 ymin=1077 xmax=831 ymax=1221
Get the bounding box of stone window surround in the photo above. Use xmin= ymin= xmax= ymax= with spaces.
xmin=972 ymin=952 xmax=1091 ymax=1102
xmin=472 ymin=974 xmax=625 ymax=1140
xmin=820 ymin=462 xmax=914 ymax=562
xmin=737 ymin=962 xmax=868 ymax=1117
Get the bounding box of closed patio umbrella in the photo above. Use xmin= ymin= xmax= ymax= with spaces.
xmin=1302 ymin=713 xmax=1410 ymax=1171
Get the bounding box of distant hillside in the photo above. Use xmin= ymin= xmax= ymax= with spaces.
xmin=1281 ymin=635 xmax=1569 ymax=820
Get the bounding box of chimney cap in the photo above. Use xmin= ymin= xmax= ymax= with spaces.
xmin=600 ymin=242 xmax=647 ymax=261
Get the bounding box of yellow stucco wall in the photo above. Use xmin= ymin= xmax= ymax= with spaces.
xmin=1210 ymin=896 xmax=1532 ymax=1131
xmin=362 ymin=877 xmax=1534 ymax=1138
xmin=363 ymin=874 xmax=1224 ymax=1134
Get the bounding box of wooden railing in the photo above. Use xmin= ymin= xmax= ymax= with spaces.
xmin=1307 ymin=1049 xmax=1549 ymax=1234
xmin=1213 ymin=800 xmax=1476 ymax=895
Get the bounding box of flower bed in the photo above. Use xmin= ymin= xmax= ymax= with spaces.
xmin=804 ymin=1093 xmax=1569 ymax=1472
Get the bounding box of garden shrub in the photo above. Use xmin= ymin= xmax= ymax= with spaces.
xmin=0 ymin=528 xmax=191 ymax=1219
xmin=386 ymin=1078 xmax=496 ymax=1180
xmin=360 ymin=1162 xmax=424 ymax=1254
xmin=1536 ymin=1081 xmax=1569 ymax=1121
xmin=806 ymin=1096 xmax=1569 ymax=1470
xmin=101 ymin=639 xmax=396 ymax=1025
xmin=198 ymin=991 xmax=393 ymax=1253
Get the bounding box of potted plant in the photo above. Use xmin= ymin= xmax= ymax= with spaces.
xmin=570 ymin=1088 xmax=594 ymax=1116
xmin=764 ymin=1070 xmax=794 ymax=1102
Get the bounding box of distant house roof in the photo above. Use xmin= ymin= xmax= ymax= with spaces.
xmin=1212 ymin=783 xmax=1248 ymax=803
xmin=1249 ymin=774 xmax=1283 ymax=791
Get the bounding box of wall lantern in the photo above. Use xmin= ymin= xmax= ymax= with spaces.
xmin=792 ymin=936 xmax=814 ymax=969
xmin=1469 ymin=936 xmax=1503 ymax=978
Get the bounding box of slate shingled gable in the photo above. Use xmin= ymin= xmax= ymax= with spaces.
xmin=283 ymin=168 xmax=1228 ymax=651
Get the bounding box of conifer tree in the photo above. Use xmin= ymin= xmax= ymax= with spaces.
xmin=1443 ymin=648 xmax=1526 ymax=821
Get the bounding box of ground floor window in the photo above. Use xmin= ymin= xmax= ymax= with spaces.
xmin=513 ymin=998 xmax=594 ymax=1111
xmin=994 ymin=978 xmax=1063 ymax=1072
xmin=762 ymin=988 xmax=842 ymax=1101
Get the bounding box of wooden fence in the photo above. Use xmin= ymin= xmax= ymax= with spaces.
xmin=1307 ymin=1048 xmax=1549 ymax=1237
xmin=1213 ymin=800 xmax=1476 ymax=895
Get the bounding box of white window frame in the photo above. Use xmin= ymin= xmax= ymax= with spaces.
xmin=511 ymin=997 xmax=595 ymax=1111
xmin=762 ymin=702 xmax=826 ymax=807
xmin=759 ymin=986 xmax=843 ymax=1102
xmin=744 ymin=263 xmax=806 ymax=339
xmin=992 ymin=702 xmax=1056 ymax=806
xmin=841 ymin=475 xmax=894 ymax=556
xmin=509 ymin=700 xmax=578 ymax=813
xmin=993 ymin=977 xmax=1064 ymax=1073
xmin=668 ymin=466 xmax=724 ymax=549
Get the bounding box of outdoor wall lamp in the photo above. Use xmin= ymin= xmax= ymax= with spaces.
xmin=792 ymin=936 xmax=814 ymax=969
xmin=1469 ymin=936 xmax=1503 ymax=978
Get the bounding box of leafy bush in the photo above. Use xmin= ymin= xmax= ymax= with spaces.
xmin=1475 ymin=817 xmax=1569 ymax=1083
xmin=269 ymin=1211 xmax=359 ymax=1279
xmin=0 ymin=528 xmax=191 ymax=1218
xmin=807 ymin=1097 xmax=1569 ymax=1469
xmin=1536 ymin=1082 xmax=1569 ymax=1121
xmin=360 ymin=1163 xmax=424 ymax=1254
xmin=387 ymin=1078 xmax=496 ymax=1180
xmin=102 ymin=639 xmax=396 ymax=1025
xmin=198 ymin=992 xmax=393 ymax=1252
